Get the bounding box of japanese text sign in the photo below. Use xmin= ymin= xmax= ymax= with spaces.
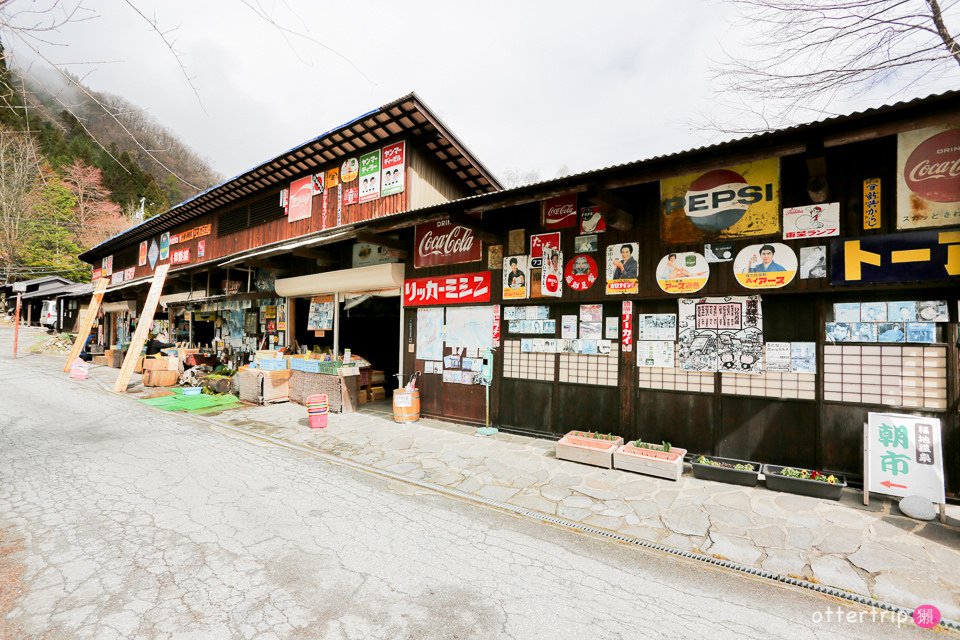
xmin=830 ymin=228 xmax=960 ymax=285
xmin=170 ymin=248 xmax=191 ymax=265
xmin=621 ymin=301 xmax=633 ymax=352
xmin=783 ymin=202 xmax=839 ymax=239
xmin=541 ymin=193 xmax=578 ymax=229
xmin=863 ymin=178 xmax=881 ymax=230
xmin=866 ymin=412 xmax=944 ymax=504
xmin=403 ymin=272 xmax=491 ymax=307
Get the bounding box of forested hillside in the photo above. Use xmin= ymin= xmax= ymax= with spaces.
xmin=0 ymin=39 xmax=221 ymax=282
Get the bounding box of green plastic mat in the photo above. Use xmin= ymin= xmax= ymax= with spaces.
xmin=140 ymin=388 xmax=239 ymax=414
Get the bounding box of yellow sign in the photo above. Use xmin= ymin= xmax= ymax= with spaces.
xmin=733 ymin=243 xmax=797 ymax=289
xmin=176 ymin=224 xmax=212 ymax=243
xmin=325 ymin=168 xmax=340 ymax=189
xmin=863 ymin=178 xmax=881 ymax=230
xmin=661 ymin=157 xmax=780 ymax=243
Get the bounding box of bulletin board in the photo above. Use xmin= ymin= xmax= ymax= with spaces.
xmin=445 ymin=305 xmax=495 ymax=349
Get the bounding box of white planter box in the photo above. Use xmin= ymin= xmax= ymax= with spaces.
xmin=555 ymin=437 xmax=619 ymax=468
xmin=613 ymin=445 xmax=688 ymax=481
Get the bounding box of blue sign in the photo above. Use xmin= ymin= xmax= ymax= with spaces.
xmin=830 ymin=228 xmax=960 ymax=285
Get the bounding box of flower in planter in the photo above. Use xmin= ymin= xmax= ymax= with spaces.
xmin=694 ymin=455 xmax=755 ymax=472
xmin=779 ymin=467 xmax=839 ymax=484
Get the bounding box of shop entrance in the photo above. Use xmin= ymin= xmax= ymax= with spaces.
xmin=340 ymin=295 xmax=401 ymax=400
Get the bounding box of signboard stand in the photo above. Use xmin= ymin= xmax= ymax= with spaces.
xmin=863 ymin=413 xmax=947 ymax=523
xmin=113 ymin=265 xmax=169 ymax=393
xmin=63 ymin=278 xmax=109 ymax=371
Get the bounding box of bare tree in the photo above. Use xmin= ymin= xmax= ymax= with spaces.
xmin=62 ymin=159 xmax=128 ymax=247
xmin=500 ymin=167 xmax=542 ymax=189
xmin=0 ymin=124 xmax=40 ymax=280
xmin=713 ymin=0 xmax=960 ymax=132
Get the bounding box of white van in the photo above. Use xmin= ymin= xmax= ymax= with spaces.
xmin=40 ymin=300 xmax=58 ymax=331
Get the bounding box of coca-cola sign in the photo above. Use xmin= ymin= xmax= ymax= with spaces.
xmin=414 ymin=218 xmax=483 ymax=268
xmin=541 ymin=193 xmax=578 ymax=229
xmin=897 ymin=125 xmax=960 ymax=229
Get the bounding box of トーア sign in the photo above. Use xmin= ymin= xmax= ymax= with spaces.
xmin=866 ymin=412 xmax=945 ymax=504
xmin=403 ymin=272 xmax=491 ymax=307
xmin=414 ymin=219 xmax=482 ymax=268
xmin=830 ymin=229 xmax=960 ymax=285
xmin=897 ymin=125 xmax=960 ymax=229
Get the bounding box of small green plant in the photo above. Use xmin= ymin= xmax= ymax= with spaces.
xmin=662 ymin=441 xmax=671 ymax=453
xmin=571 ymin=430 xmax=618 ymax=441
xmin=694 ymin=455 xmax=754 ymax=472
xmin=779 ymin=467 xmax=839 ymax=484
xmin=733 ymin=463 xmax=755 ymax=471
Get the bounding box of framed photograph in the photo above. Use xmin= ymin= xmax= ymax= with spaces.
xmin=574 ymin=234 xmax=598 ymax=253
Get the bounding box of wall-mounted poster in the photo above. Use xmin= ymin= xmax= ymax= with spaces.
xmin=604 ymin=317 xmax=618 ymax=340
xmin=580 ymin=206 xmax=606 ymax=233
xmin=834 ymin=302 xmax=861 ymax=322
xmin=445 ymin=305 xmax=496 ymax=349
xmin=852 ymin=322 xmax=878 ymax=342
xmin=637 ymin=314 xmax=676 ymax=341
xmin=733 ymin=243 xmax=797 ymax=289
xmin=541 ymin=193 xmax=578 ymax=229
xmin=661 ymin=157 xmax=780 ymax=243
xmin=416 ymin=307 xmax=444 ymax=360
xmin=574 ymin=234 xmax=598 ymax=253
xmin=530 ymin=232 xmax=560 ymax=262
xmin=381 ymin=141 xmax=405 ymax=196
xmin=877 ymin=322 xmax=906 ymax=343
xmin=541 ymin=247 xmax=563 ymax=297
xmin=580 ymin=322 xmax=602 ymax=340
xmin=765 ymin=342 xmax=791 ymax=373
xmin=783 ymin=202 xmax=840 ymax=239
xmin=325 ymin=168 xmax=340 ymax=189
xmin=197 ymin=240 xmax=206 ymax=258
xmin=918 ymin=300 xmax=949 ymax=322
xmin=488 ymin=245 xmax=503 ymax=270
xmin=103 ymin=255 xmax=114 ymax=276
xmin=791 ymin=342 xmax=816 ymax=373
xmin=561 ymin=315 xmax=577 ymax=339
xmin=359 ymin=149 xmax=381 ymax=203
xmin=605 ymin=243 xmax=639 ymax=294
xmin=564 ymin=254 xmax=598 ymax=291
xmin=825 ymin=322 xmax=853 ymax=343
xmin=637 ymin=340 xmax=674 ymax=368
xmin=906 ymin=323 xmax=936 ymax=343
xmin=655 ymin=252 xmax=709 ymax=294
xmin=503 ymin=256 xmax=528 ymax=299
xmin=508 ymin=229 xmax=525 ymax=255
xmin=678 ymin=296 xmax=763 ymax=374
xmin=704 ymin=243 xmax=735 ymax=263
xmin=897 ymin=125 xmax=960 ymax=229
xmin=863 ymin=177 xmax=882 ymax=230
xmin=579 ymin=304 xmax=602 ymax=322
xmin=138 ymin=241 xmax=147 ymax=267
xmin=799 ymin=246 xmax=826 ymax=279
xmin=621 ymin=301 xmax=633 ymax=352
xmin=860 ymin=302 xmax=887 ymax=322
xmin=887 ymin=301 xmax=917 ymax=322
xmin=159 ymin=233 xmax=170 ymax=261
xmin=287 ymin=175 xmax=314 ymax=223
xmin=341 ymin=157 xmax=358 ymax=182
xmin=148 ymin=240 xmax=159 ymax=269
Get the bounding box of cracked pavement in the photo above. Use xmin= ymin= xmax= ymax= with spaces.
xmin=0 ymin=329 xmax=949 ymax=638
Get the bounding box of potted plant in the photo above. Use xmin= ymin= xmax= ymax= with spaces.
xmin=614 ymin=440 xmax=687 ymax=481
xmin=690 ymin=454 xmax=761 ymax=487
xmin=556 ymin=431 xmax=623 ymax=469
xmin=762 ymin=465 xmax=846 ymax=500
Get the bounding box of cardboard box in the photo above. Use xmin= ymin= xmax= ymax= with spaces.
xmin=142 ymin=369 xmax=178 ymax=387
xmin=92 ymin=355 xmax=110 ymax=366
xmin=370 ymin=385 xmax=385 ymax=401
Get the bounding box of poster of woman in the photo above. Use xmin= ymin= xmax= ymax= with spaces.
xmin=655 ymin=252 xmax=709 ymax=294
xmin=502 ymin=255 xmax=528 ymax=299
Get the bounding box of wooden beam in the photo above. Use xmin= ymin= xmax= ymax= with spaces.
xmin=63 ymin=278 xmax=109 ymax=372
xmin=465 ymin=184 xmax=589 ymax=214
xmin=586 ymin=187 xmax=634 ymax=231
xmin=355 ymin=232 xmax=409 ymax=253
xmin=292 ymin=248 xmax=341 ymax=267
xmin=447 ymin=213 xmax=500 ymax=244
xmin=113 ymin=264 xmax=170 ymax=393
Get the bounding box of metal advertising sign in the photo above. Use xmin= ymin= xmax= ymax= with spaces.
xmin=863 ymin=178 xmax=881 ymax=230
xmin=897 ymin=125 xmax=960 ymax=229
xmin=148 ymin=240 xmax=159 ymax=269
xmin=661 ymin=157 xmax=780 ymax=243
xmin=159 ymin=233 xmax=170 ymax=261
xmin=102 ymin=255 xmax=113 ymax=276
xmin=403 ymin=272 xmax=491 ymax=307
xmin=177 ymin=224 xmax=212 ymax=243
xmin=380 ymin=141 xmax=405 ymax=196
xmin=171 ymin=248 xmax=191 ymax=265
xmin=359 ymin=149 xmax=381 ymax=203
xmin=621 ymin=301 xmax=633 ymax=352
xmin=564 ymin=254 xmax=598 ymax=292
xmin=541 ymin=193 xmax=578 ymax=229
xmin=655 ymin=252 xmax=709 ymax=294
xmin=340 ymin=158 xmax=359 ymax=182
xmin=783 ymin=202 xmax=840 ymax=239
xmin=605 ymin=243 xmax=639 ymax=294
xmin=138 ymin=241 xmax=147 ymax=267
xmin=865 ymin=412 xmax=945 ymax=504
xmin=414 ymin=219 xmax=482 ymax=268
xmin=503 ymin=255 xmax=528 ymax=299
xmin=733 ymin=243 xmax=798 ymax=290
xmin=287 ymin=176 xmax=314 ymax=223
xmin=830 ymin=228 xmax=960 ymax=285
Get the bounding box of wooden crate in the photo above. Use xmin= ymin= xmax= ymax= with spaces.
xmin=142 ymin=369 xmax=178 ymax=387
xmin=555 ymin=437 xmax=617 ymax=468
xmin=289 ymin=370 xmax=343 ymax=412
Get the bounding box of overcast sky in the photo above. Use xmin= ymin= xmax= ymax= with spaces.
xmin=4 ymin=0 xmax=955 ymax=188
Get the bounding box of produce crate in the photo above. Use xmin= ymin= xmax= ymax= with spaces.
xmin=291 ymin=358 xmax=341 ymax=374
xmin=256 ymin=358 xmax=288 ymax=371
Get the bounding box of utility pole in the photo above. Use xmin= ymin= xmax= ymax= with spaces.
xmin=12 ymin=291 xmax=21 ymax=359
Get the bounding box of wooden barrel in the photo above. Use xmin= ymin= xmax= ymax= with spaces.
xmin=392 ymin=389 xmax=420 ymax=423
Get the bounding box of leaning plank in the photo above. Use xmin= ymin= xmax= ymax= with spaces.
xmin=63 ymin=278 xmax=109 ymax=372
xmin=113 ymin=265 xmax=170 ymax=393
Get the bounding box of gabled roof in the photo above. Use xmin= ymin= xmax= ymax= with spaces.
xmin=80 ymin=93 xmax=501 ymax=261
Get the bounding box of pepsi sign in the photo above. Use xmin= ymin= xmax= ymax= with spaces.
xmin=660 ymin=157 xmax=780 ymax=244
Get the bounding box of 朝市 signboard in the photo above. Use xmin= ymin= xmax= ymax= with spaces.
xmin=865 ymin=412 xmax=945 ymax=504
xmin=414 ymin=219 xmax=482 ymax=268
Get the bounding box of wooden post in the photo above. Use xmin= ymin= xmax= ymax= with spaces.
xmin=63 ymin=278 xmax=109 ymax=372
xmin=12 ymin=293 xmax=21 ymax=359
xmin=113 ymin=265 xmax=169 ymax=393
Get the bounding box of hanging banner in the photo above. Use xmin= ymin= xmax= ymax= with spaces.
xmin=830 ymin=229 xmax=960 ymax=285
xmin=866 ymin=412 xmax=945 ymax=504
xmin=503 ymin=255 xmax=528 ymax=299
xmin=541 ymin=193 xmax=578 ymax=229
xmin=414 ymin=219 xmax=482 ymax=268
xmin=863 ymin=178 xmax=881 ymax=230
xmin=678 ymin=296 xmax=763 ymax=373
xmin=661 ymin=157 xmax=780 ymax=243
xmin=783 ymin=202 xmax=840 ymax=239
xmin=733 ymin=243 xmax=798 ymax=289
xmin=492 ymin=304 xmax=501 ymax=347
xmin=340 ymin=157 xmax=359 ymax=183
xmin=359 ymin=149 xmax=381 ymax=203
xmin=605 ymin=243 xmax=639 ymax=294
xmin=138 ymin=241 xmax=147 ymax=267
xmin=897 ymin=125 xmax=960 ymax=229
xmin=621 ymin=301 xmax=633 ymax=352
xmin=403 ymin=272 xmax=491 ymax=307
xmin=541 ymin=247 xmax=563 ymax=297
xmin=655 ymin=252 xmax=709 ymax=294
xmin=381 ymin=141 xmax=405 ymax=196
xmin=159 ymin=233 xmax=170 ymax=261
xmin=564 ymin=254 xmax=599 ymax=292
xmin=287 ymin=175 xmax=314 ymax=223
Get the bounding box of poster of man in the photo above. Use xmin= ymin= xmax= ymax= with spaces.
xmin=503 ymin=256 xmax=528 ymax=299
xmin=606 ymin=243 xmax=639 ymax=294
xmin=733 ymin=243 xmax=797 ymax=289
xmin=541 ymin=247 xmax=563 ymax=297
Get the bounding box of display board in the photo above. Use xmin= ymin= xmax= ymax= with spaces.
xmin=865 ymin=412 xmax=945 ymax=504
xmin=444 ymin=305 xmax=495 ymax=349
xmin=416 ymin=307 xmax=444 ymax=360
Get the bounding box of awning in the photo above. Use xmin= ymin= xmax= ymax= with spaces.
xmin=102 ymin=300 xmax=137 ymax=314
xmin=275 ymin=263 xmax=405 ymax=297
xmin=159 ymin=290 xmax=208 ymax=308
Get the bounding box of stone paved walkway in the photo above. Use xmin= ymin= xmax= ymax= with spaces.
xmin=89 ymin=364 xmax=960 ymax=621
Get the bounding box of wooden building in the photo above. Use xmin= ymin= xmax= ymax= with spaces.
xmin=80 ymin=91 xmax=960 ymax=497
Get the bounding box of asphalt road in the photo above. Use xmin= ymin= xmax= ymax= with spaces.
xmin=0 ymin=328 xmax=939 ymax=639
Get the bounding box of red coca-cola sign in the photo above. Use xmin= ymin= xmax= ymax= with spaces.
xmin=904 ymin=128 xmax=960 ymax=203
xmin=414 ymin=219 xmax=482 ymax=268
xmin=541 ymin=193 xmax=578 ymax=228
